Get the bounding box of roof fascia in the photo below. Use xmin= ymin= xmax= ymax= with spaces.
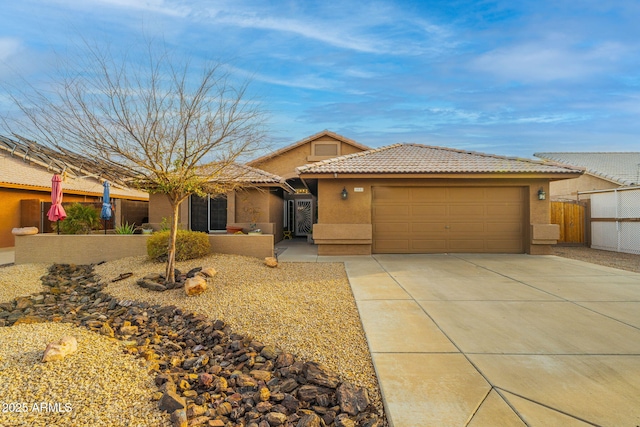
xmin=297 ymin=172 xmax=584 ymax=180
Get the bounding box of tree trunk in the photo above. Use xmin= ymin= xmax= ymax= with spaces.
xmin=165 ymin=200 xmax=181 ymax=283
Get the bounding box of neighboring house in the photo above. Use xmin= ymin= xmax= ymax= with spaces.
xmin=534 ymin=152 xmax=640 ymax=200
xmin=0 ymin=135 xmax=149 ymax=248
xmin=297 ymin=143 xmax=582 ymax=255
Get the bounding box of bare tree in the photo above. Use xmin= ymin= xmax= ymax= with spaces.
xmin=3 ymin=40 xmax=268 ymax=282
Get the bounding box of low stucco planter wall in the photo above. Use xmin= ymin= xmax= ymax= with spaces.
xmin=312 ymin=223 xmax=373 ymax=255
xmin=15 ymin=234 xmax=151 ymax=265
xmin=208 ymin=234 xmax=274 ymax=259
xmin=14 ymin=233 xmax=274 ymax=265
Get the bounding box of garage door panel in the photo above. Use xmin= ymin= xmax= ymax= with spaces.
xmin=374 ymin=205 xmax=410 ymax=218
xmin=373 ymin=186 xmax=524 ymax=254
xmin=375 ymin=240 xmax=410 ymax=251
xmin=486 ymin=205 xmax=522 ymax=216
xmin=448 ymin=187 xmax=485 ymax=202
xmin=411 ymin=239 xmax=448 ymax=251
xmin=449 ymin=239 xmax=486 ymax=251
xmin=449 ymin=205 xmax=484 ymax=216
xmin=375 ymin=223 xmax=410 ymax=233
xmin=450 ymin=222 xmax=485 ymax=233
xmin=485 ymin=187 xmax=524 ymax=201
xmin=374 ymin=186 xmax=410 ymax=202
xmin=411 ymin=204 xmax=447 ymax=216
xmin=486 ymin=222 xmax=522 ymax=233
xmin=410 ymin=187 xmax=447 ymax=199
xmin=411 ymin=222 xmax=447 ymax=233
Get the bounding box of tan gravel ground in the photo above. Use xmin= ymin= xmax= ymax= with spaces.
xmin=0 ymin=322 xmax=170 ymax=427
xmin=552 ymin=246 xmax=640 ymax=273
xmin=0 ymin=264 xmax=48 ymax=304
xmin=96 ymin=254 xmax=383 ymax=414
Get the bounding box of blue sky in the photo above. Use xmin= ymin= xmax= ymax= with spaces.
xmin=1 ymin=0 xmax=639 ymax=158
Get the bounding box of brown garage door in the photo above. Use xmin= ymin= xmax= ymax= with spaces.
xmin=372 ymin=186 xmax=525 ymax=253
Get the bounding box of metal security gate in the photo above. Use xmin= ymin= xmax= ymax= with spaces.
xmin=295 ymin=199 xmax=313 ymax=236
xmin=587 ymin=187 xmax=640 ymax=255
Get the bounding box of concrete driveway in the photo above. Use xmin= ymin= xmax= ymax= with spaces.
xmin=275 ymin=242 xmax=640 ymax=426
xmin=344 ymin=253 xmax=640 ymax=427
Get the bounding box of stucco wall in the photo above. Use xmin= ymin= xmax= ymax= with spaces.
xmin=550 ymin=174 xmax=619 ymax=201
xmin=314 ymin=178 xmax=556 ymax=255
xmin=148 ymin=193 xmax=189 ymax=229
xmin=253 ymin=143 xmax=312 ymax=179
xmin=15 ymin=233 xmax=273 ymax=264
xmin=235 ymin=189 xmax=269 ymax=224
xmin=229 ymin=189 xmax=286 ymax=240
xmin=251 ymin=136 xmax=367 ymax=179
xmin=268 ymin=189 xmax=285 ymax=242
xmin=149 ymin=189 xmax=284 ymax=241
xmin=15 ymin=234 xmax=150 ymax=264
xmin=0 ymin=187 xmax=98 ymax=248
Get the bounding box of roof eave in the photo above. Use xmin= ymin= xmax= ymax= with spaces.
xmin=297 ymin=171 xmax=585 ymax=179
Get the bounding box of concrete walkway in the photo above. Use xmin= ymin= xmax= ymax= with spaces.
xmin=276 ymin=240 xmax=640 ymax=426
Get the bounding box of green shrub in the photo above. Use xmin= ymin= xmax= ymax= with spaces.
xmin=147 ymin=230 xmax=210 ymax=262
xmin=115 ymin=222 xmax=136 ymax=234
xmin=59 ymin=203 xmax=101 ymax=234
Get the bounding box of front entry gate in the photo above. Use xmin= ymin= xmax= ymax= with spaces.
xmin=295 ymin=199 xmax=313 ymax=236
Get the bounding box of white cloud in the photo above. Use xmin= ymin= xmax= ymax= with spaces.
xmin=472 ymin=40 xmax=627 ymax=83
xmin=52 ymin=0 xmax=190 ymax=17
xmin=200 ymin=2 xmax=454 ymax=56
xmin=0 ymin=38 xmax=21 ymax=62
xmin=211 ymin=13 xmax=387 ymax=54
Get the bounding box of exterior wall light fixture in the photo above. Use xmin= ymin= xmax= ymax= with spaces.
xmin=538 ymin=188 xmax=546 ymax=200
xmin=341 ymin=187 xmax=348 ymax=200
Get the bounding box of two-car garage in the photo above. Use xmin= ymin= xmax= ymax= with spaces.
xmin=372 ymin=186 xmax=526 ymax=254
xmin=298 ymin=142 xmax=583 ymax=256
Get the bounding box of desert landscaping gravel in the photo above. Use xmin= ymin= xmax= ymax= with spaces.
xmin=552 ymin=246 xmax=640 ymax=273
xmin=0 ymin=322 xmax=170 ymax=427
xmin=95 ymin=254 xmax=383 ymax=412
xmin=8 ymin=246 xmax=633 ymax=426
xmin=0 ymin=263 xmax=47 ymax=304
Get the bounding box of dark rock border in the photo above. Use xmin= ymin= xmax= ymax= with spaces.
xmin=0 ymin=264 xmax=384 ymax=427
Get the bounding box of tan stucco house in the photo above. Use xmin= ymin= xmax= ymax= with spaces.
xmin=149 ymin=130 xmax=370 ymax=239
xmin=149 ymin=131 xmax=583 ymax=255
xmin=148 ymin=163 xmax=295 ymax=238
xmin=534 ymin=152 xmax=640 ymax=201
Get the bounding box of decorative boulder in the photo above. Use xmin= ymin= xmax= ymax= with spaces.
xmin=185 ymin=276 xmax=207 ymax=296
xmin=42 ymin=336 xmax=78 ymax=362
xmin=12 ymin=227 xmax=38 ymax=236
xmin=264 ymin=257 xmax=278 ymax=268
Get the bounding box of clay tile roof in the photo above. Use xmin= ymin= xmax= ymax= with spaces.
xmin=297 ymin=143 xmax=584 ymax=175
xmin=198 ymin=163 xmax=294 ymax=192
xmin=0 ymin=134 xmax=136 ymax=187
xmin=534 ymin=152 xmax=640 ymax=186
xmin=0 ymin=135 xmax=147 ymax=199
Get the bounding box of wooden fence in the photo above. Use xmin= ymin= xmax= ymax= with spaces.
xmin=550 ymin=201 xmax=586 ymax=244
